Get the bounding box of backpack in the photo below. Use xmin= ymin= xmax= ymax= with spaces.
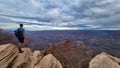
xmin=15 ymin=28 xmax=24 ymax=38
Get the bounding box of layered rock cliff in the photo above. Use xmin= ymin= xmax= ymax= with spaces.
xmin=0 ymin=44 xmax=63 ymax=68
xmin=0 ymin=43 xmax=120 ymax=68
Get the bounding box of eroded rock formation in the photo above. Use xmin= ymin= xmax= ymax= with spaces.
xmin=0 ymin=44 xmax=63 ymax=68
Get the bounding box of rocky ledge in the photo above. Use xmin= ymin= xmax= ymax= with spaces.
xmin=0 ymin=44 xmax=63 ymax=68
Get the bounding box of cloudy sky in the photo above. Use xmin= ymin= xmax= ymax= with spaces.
xmin=0 ymin=0 xmax=120 ymax=30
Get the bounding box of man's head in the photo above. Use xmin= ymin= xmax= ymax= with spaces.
xmin=20 ymin=24 xmax=23 ymax=28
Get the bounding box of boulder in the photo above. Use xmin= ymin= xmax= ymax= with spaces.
xmin=24 ymin=51 xmax=42 ymax=68
xmin=11 ymin=48 xmax=32 ymax=68
xmin=0 ymin=44 xmax=18 ymax=68
xmin=89 ymin=52 xmax=120 ymax=68
xmin=34 ymin=54 xmax=63 ymax=68
xmin=33 ymin=51 xmax=42 ymax=63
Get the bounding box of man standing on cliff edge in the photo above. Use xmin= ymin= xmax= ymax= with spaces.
xmin=15 ymin=24 xmax=25 ymax=53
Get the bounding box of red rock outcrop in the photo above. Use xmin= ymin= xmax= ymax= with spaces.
xmin=44 ymin=39 xmax=94 ymax=68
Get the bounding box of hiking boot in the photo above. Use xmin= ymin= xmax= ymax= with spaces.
xmin=18 ymin=47 xmax=24 ymax=53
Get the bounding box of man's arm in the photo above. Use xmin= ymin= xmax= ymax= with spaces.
xmin=23 ymin=32 xmax=26 ymax=38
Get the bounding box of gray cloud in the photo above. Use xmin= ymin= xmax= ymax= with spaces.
xmin=0 ymin=0 xmax=120 ymax=30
